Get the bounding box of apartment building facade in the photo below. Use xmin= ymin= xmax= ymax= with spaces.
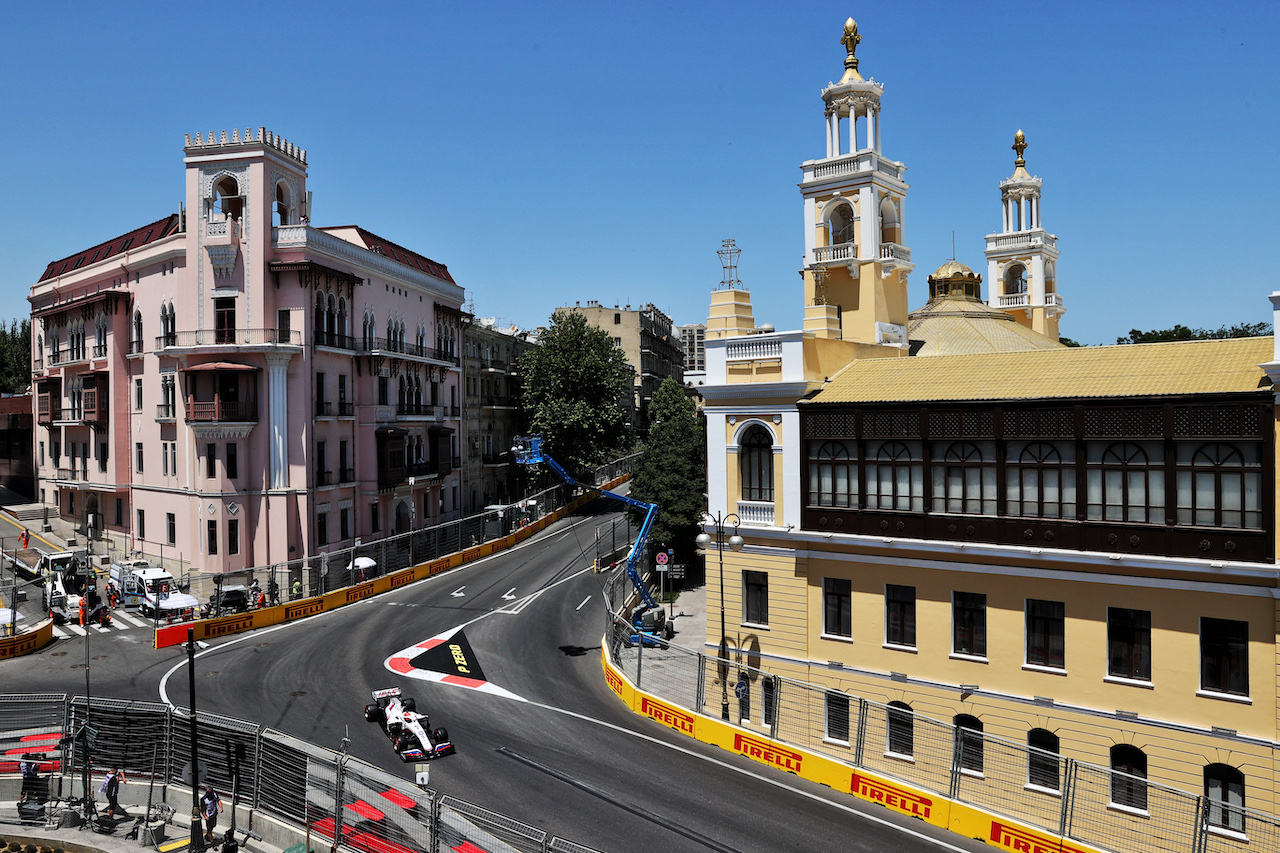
xmin=29 ymin=128 xmax=464 ymax=574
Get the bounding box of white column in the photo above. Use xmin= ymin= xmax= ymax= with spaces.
xmin=1033 ymin=196 xmax=1041 ymax=229
xmin=874 ymin=107 xmax=881 ymax=152
xmin=1031 ymin=254 xmax=1046 ymax=307
xmin=987 ymin=259 xmax=1000 ymax=306
xmin=1016 ymin=198 xmax=1024 ymax=232
xmin=266 ymin=352 xmax=291 ymax=489
xmin=705 ymin=410 xmax=729 ymax=516
xmin=826 ymin=112 xmax=834 ymax=158
xmin=861 ymin=186 xmax=880 ymax=258
xmin=865 ymin=109 xmax=875 ymax=152
xmin=847 ymin=113 xmax=856 ymax=155
xmin=781 ymin=408 xmax=802 ymax=529
xmin=1003 ymin=199 xmax=1010 ymax=233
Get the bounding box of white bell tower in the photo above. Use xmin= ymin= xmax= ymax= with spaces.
xmin=984 ymin=130 xmax=1063 ymax=341
xmin=798 ymin=18 xmax=912 ymax=346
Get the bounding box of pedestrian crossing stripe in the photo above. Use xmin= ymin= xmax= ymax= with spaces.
xmin=52 ymin=611 xmax=159 ymax=638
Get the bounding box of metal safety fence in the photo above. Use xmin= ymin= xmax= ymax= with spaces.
xmin=0 ymin=693 xmax=606 ymax=853
xmin=598 ymin=594 xmax=1280 ymax=853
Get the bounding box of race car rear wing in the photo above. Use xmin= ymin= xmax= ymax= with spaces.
xmin=371 ymin=687 xmax=402 ymax=699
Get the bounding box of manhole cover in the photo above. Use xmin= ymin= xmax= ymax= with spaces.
xmin=70 ymin=664 xmax=85 ymax=669
xmin=92 ymin=656 xmax=107 ymax=660
xmin=290 ymin=690 xmax=307 ymax=697
xmin=203 ymin=671 xmax=219 ymax=677
xmin=51 ymin=652 xmax=67 ymax=657
xmin=255 ymin=642 xmax=269 ymax=647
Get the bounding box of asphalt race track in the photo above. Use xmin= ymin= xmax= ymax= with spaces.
xmin=6 ymin=501 xmax=991 ymax=853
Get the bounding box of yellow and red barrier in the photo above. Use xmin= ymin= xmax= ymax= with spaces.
xmin=155 ymin=477 xmax=629 ymax=650
xmin=601 ymin=651 xmax=1106 ymax=853
xmin=0 ymin=619 xmax=54 ymax=660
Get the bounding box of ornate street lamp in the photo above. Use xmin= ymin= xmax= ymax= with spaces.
xmin=696 ymin=513 xmax=744 ymax=720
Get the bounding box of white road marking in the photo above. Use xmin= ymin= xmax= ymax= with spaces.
xmin=495 ymin=590 xmax=543 ymax=615
xmin=65 ymin=624 xmax=86 ymax=636
xmin=501 ymin=588 xmax=517 ymax=600
xmin=575 ymin=596 xmax=592 ymax=611
xmin=113 ymin=612 xmax=148 ymax=628
xmin=450 ymin=587 xmax=466 ymax=598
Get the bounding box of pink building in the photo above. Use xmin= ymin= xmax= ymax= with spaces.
xmin=29 ymin=128 xmax=464 ymax=574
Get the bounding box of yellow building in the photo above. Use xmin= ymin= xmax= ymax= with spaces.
xmin=700 ymin=18 xmax=1280 ymax=844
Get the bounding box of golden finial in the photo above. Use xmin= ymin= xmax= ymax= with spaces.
xmin=1013 ymin=129 xmax=1027 ymax=167
xmin=841 ymin=18 xmax=861 ymax=72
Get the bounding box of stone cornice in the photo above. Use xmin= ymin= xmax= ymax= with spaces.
xmin=273 ymin=226 xmax=465 ymax=304
xmin=189 ymin=423 xmax=256 ymax=440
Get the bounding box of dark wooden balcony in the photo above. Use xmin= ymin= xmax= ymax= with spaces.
xmin=185 ymin=397 xmax=258 ymax=422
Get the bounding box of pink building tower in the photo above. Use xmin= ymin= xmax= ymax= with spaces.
xmin=29 ymin=128 xmax=464 ymax=576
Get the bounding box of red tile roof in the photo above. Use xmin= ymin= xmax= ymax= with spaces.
xmin=321 ymin=226 xmax=455 ymax=284
xmin=39 ymin=214 xmax=181 ymax=282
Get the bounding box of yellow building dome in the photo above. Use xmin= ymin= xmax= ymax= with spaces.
xmin=931 ymin=260 xmax=975 ymax=279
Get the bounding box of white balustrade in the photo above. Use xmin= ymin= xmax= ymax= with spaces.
xmin=737 ymin=500 xmax=775 ymax=526
xmin=1045 ymin=293 xmax=1063 ymax=307
xmin=997 ymin=293 xmax=1030 ymax=307
xmin=725 ymin=339 xmax=783 ymax=361
xmin=814 ymin=242 xmax=857 ymax=264
xmin=879 ymin=243 xmax=911 ymax=262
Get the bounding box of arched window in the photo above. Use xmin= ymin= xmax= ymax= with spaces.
xmin=1087 ymin=442 xmax=1164 ymax=523
xmin=1027 ymin=729 xmax=1060 ymax=790
xmin=274 ymin=182 xmax=293 ymax=227
xmin=740 ymin=425 xmax=774 ymax=502
xmin=337 ymin=297 xmax=347 ymax=339
xmin=211 ymin=176 xmax=242 ymax=220
xmin=866 ymin=441 xmax=923 ymax=512
xmin=886 ymin=701 xmax=913 ymax=758
xmin=807 ymin=440 xmax=857 ymax=507
xmin=954 ymin=715 xmax=983 ymax=774
xmin=879 ymin=196 xmax=900 ymax=245
xmin=1110 ymin=745 xmax=1148 ymax=812
xmin=1007 ymin=441 xmax=1075 ymax=518
xmin=397 ymin=376 xmax=407 ymax=408
xmin=1176 ymin=443 xmax=1262 ymax=529
xmin=326 ymin=295 xmax=337 ymax=337
xmin=363 ymin=313 xmax=375 ymax=351
xmin=932 ymin=441 xmax=996 ymax=514
xmin=133 ymin=311 xmax=143 ymax=352
xmin=1204 ymin=764 xmax=1245 ymax=833
xmin=1004 ymin=263 xmax=1027 ymax=296
xmin=829 ymin=202 xmax=856 ymax=246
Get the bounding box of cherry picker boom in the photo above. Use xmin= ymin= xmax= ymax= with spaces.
xmin=512 ymin=435 xmax=673 ymax=646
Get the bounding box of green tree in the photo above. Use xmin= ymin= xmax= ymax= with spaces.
xmin=518 ymin=310 xmax=632 ymax=480
xmin=0 ymin=319 xmax=31 ymax=394
xmin=629 ymin=377 xmax=706 ymax=561
xmin=1115 ymin=322 xmax=1270 ymax=345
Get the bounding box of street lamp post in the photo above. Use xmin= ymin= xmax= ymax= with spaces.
xmin=696 ymin=513 xmax=743 ymax=721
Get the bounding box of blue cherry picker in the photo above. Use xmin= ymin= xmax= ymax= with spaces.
xmin=512 ymin=435 xmax=673 ymax=647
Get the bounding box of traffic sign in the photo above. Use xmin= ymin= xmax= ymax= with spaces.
xmin=670 ymin=563 xmax=686 ymax=581
xmin=655 ymin=552 xmax=669 ymax=565
xmin=734 ymin=677 xmax=749 ymax=700
xmin=179 ymin=759 xmax=208 ymax=786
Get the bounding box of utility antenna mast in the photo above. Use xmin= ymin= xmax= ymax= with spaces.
xmin=717 ymin=239 xmax=742 ymax=290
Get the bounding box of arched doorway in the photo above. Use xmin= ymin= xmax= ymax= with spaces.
xmin=394 ymin=501 xmax=411 ymax=534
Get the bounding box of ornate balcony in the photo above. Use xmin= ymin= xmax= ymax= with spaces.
xmin=737 ymin=500 xmax=775 ymax=526
xmin=813 ymin=241 xmax=857 ymax=265
xmin=157 ymin=328 xmax=301 ymax=352
xmin=185 ymin=398 xmax=258 ymax=423
xmin=156 ymin=404 xmax=177 ymax=422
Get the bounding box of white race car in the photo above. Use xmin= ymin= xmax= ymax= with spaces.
xmin=364 ymin=687 xmax=455 ymax=761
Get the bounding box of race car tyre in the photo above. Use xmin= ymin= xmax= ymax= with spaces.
xmin=432 ymin=727 xmax=449 ymax=745
xmin=363 ymin=704 xmax=384 ymax=723
xmin=402 ymin=697 xmax=416 ymax=712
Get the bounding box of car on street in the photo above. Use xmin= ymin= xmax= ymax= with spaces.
xmin=363 ymin=687 xmax=454 ymax=761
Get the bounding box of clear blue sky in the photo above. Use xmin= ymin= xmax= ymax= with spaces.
xmin=3 ymin=2 xmax=1277 ymax=345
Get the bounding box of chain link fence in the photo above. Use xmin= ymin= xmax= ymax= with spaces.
xmin=1 ymin=693 xmax=605 ymax=853
xmin=598 ymin=579 xmax=1278 ymax=853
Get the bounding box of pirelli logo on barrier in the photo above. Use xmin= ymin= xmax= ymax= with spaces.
xmin=989 ymin=821 xmax=1088 ymax=853
xmin=463 ymin=547 xmax=482 ymax=562
xmin=345 ymin=582 xmax=375 ymax=603
xmin=390 ymin=571 xmax=414 ymax=588
xmin=639 ymin=697 xmax=695 ymax=735
xmin=285 ymin=600 xmax=325 ymax=620
xmin=851 ymin=773 xmax=933 ymax=820
xmin=429 ymin=558 xmax=451 ymax=575
xmin=733 ymin=733 xmax=802 ymax=773
xmin=206 ymin=614 xmax=255 ymax=638
xmin=605 ymin=668 xmax=625 ymax=696
xmin=0 ymin=631 xmax=41 ymax=660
